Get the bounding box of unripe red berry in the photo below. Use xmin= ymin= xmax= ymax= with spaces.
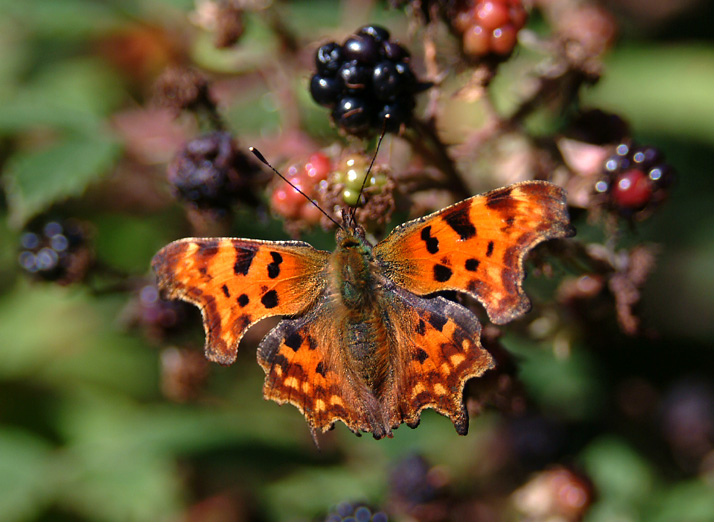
xmin=611 ymin=169 xmax=652 ymax=210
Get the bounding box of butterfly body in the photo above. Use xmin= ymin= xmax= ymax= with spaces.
xmin=152 ymin=181 xmax=574 ymax=439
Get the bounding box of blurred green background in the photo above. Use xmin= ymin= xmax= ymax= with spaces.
xmin=1 ymin=1 xmax=714 ymax=521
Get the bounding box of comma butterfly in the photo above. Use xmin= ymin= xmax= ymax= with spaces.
xmin=152 ymin=176 xmax=574 ymax=439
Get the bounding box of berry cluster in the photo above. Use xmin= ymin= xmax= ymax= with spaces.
xmin=596 ymin=143 xmax=674 ymax=215
xmin=318 ymin=152 xmax=395 ymax=233
xmin=389 ymin=454 xmax=438 ymax=506
xmin=330 ymin=154 xmax=389 ymax=206
xmin=310 ymin=25 xmax=425 ymax=135
xmin=270 ymin=152 xmax=331 ymax=226
xmin=451 ymin=0 xmax=528 ymax=59
xmin=18 ymin=219 xmax=91 ymax=284
xmin=325 ymin=502 xmax=388 ymax=522
xmin=168 ymin=131 xmax=261 ymax=213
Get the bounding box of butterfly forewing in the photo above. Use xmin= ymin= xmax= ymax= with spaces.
xmin=374 ymin=181 xmax=574 ymax=324
xmin=152 ymin=238 xmax=330 ymax=364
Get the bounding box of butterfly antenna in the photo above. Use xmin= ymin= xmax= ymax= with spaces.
xmin=350 ymin=115 xmax=390 ymax=222
xmin=249 ymin=147 xmax=343 ymax=230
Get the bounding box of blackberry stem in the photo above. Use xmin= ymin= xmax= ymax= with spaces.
xmin=408 ymin=118 xmax=471 ymax=199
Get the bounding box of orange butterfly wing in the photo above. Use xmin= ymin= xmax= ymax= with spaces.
xmin=375 ymin=181 xmax=575 ymax=324
xmin=381 ymin=287 xmax=494 ymax=435
xmin=257 ymin=297 xmax=388 ymax=438
xmin=152 ymin=238 xmax=330 ymax=365
xmin=257 ymin=284 xmax=495 ymax=439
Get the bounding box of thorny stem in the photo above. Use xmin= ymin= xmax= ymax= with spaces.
xmin=506 ymin=68 xmax=591 ymax=128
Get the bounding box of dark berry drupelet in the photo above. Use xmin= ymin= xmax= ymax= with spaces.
xmin=596 ymin=142 xmax=675 ymax=216
xmin=167 ymin=131 xmax=261 ymax=213
xmin=18 ymin=218 xmax=92 ymax=285
xmin=309 ymin=25 xmax=428 ymax=135
xmin=324 ymin=502 xmax=388 ymax=522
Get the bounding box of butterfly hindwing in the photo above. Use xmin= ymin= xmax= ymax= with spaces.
xmin=382 ymin=287 xmax=494 ymax=434
xmin=375 ymin=181 xmax=575 ymax=324
xmin=257 ymin=296 xmax=390 ymax=438
xmin=257 ymin=278 xmax=495 ymax=439
xmin=152 ymin=238 xmax=330 ymax=364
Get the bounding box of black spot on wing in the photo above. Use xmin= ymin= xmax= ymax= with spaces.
xmin=271 ymin=353 xmax=289 ymax=375
xmin=420 ymin=226 xmax=439 ymax=254
xmin=237 ymin=293 xmax=249 ymax=307
xmin=427 ymin=312 xmax=448 ymax=332
xmin=267 ymin=251 xmax=283 ymax=279
xmin=261 ymin=289 xmax=279 ymax=309
xmin=486 ymin=241 xmax=494 ymax=257
xmin=443 ymin=205 xmax=476 ymax=240
xmin=306 ymin=335 xmax=317 ymax=351
xmin=465 ymin=258 xmax=480 ymax=272
xmin=316 ymin=361 xmax=326 ymax=376
xmin=502 ymin=216 xmax=516 ymax=232
xmin=433 ymin=264 xmax=453 ymax=282
xmin=236 ymin=314 xmax=251 ymax=332
xmin=234 ymin=245 xmax=258 ymax=275
xmin=414 ymin=348 xmax=429 ymax=364
xmin=467 ymin=279 xmax=484 ymax=295
xmin=221 ymin=284 xmax=230 ymax=298
xmin=284 ymin=331 xmax=303 ymax=351
xmin=416 ymin=319 xmax=426 ymax=336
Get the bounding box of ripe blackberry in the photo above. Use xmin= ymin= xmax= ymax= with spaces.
xmin=450 ymin=0 xmax=528 ymax=60
xmin=18 ymin=218 xmax=92 ymax=285
xmin=309 ymin=25 xmax=428 ymax=135
xmin=389 ymin=455 xmax=438 ymax=506
xmin=595 ymin=142 xmax=675 ymax=216
xmin=167 ymin=131 xmax=261 ymax=213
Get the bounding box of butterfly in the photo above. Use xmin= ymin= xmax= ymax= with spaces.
xmin=152 ymin=181 xmax=574 ymax=439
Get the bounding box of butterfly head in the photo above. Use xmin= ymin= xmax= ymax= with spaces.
xmin=337 ymin=207 xmax=371 ymax=246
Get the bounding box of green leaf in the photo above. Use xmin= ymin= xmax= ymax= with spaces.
xmin=648 ymin=480 xmax=714 ymax=522
xmin=0 ymin=429 xmax=55 ymax=522
xmin=4 ymin=134 xmax=121 ymax=227
xmin=504 ymin=336 xmax=604 ymax=420
xmin=0 ymin=58 xmax=125 ymax=134
xmin=0 ymin=0 xmax=121 ymax=39
xmin=0 ymin=283 xmax=156 ymax=396
xmin=580 ymin=437 xmax=656 ymax=506
xmin=263 ymin=466 xmax=385 ymax=522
